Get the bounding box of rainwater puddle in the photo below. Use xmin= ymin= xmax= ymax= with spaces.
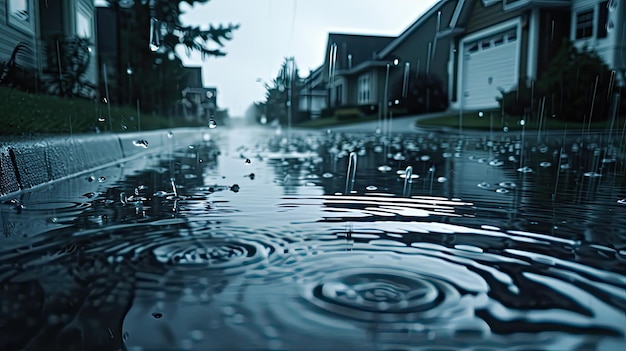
xmin=1 ymin=126 xmax=625 ymax=350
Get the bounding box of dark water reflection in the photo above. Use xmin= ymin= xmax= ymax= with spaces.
xmin=1 ymin=126 xmax=625 ymax=350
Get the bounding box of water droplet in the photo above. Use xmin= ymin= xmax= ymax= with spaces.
xmin=498 ymin=181 xmax=517 ymax=189
xmin=583 ymin=172 xmax=602 ymax=178
xmin=322 ymin=172 xmax=333 ymax=178
xmin=489 ymin=160 xmax=504 ymax=167
xmin=98 ymin=117 xmax=106 ymax=122
xmin=87 ymin=176 xmax=95 ymax=182
xmin=123 ymin=331 xmax=130 ymax=342
xmin=167 ymin=130 xmax=174 ymax=138
xmin=377 ymin=165 xmax=392 ymax=172
xmin=420 ymin=155 xmax=431 ymax=162
xmin=618 ymin=199 xmax=626 ymax=205
xmin=539 ymin=161 xmax=552 ymax=168
xmin=477 ymin=182 xmax=491 ymax=189
xmin=98 ymin=176 xmax=106 ymax=182
xmin=149 ymin=18 xmax=160 ymax=52
xmin=517 ymin=166 xmax=533 ymax=173
xmin=496 ymin=188 xmax=509 ymax=194
xmin=152 ymin=312 xmax=163 ymax=319
xmin=208 ymin=119 xmax=217 ymax=129
xmin=366 ymin=185 xmax=378 ymax=191
xmin=437 ymin=177 xmax=447 ymax=183
xmin=230 ymin=184 xmax=240 ymax=192
xmin=245 ymin=158 xmax=252 ymax=165
xmin=503 ymin=126 xmax=509 ymax=133
xmin=132 ymin=140 xmax=149 ymax=148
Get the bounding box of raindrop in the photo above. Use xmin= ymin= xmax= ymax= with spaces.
xmin=618 ymin=199 xmax=626 ymax=205
xmin=98 ymin=176 xmax=106 ymax=182
xmin=366 ymin=185 xmax=378 ymax=191
xmin=377 ymin=165 xmax=392 ymax=172
xmin=132 ymin=140 xmax=149 ymax=148
xmin=496 ymin=188 xmax=509 ymax=194
xmin=152 ymin=312 xmax=163 ymax=319
xmin=393 ymin=153 xmax=406 ymax=161
xmin=583 ymin=172 xmax=602 ymax=178
xmin=87 ymin=176 xmax=95 ymax=182
xmin=322 ymin=172 xmax=334 ymax=178
xmin=489 ymin=160 xmax=504 ymax=167
xmin=498 ymin=181 xmax=517 ymax=189
xmin=477 ymin=182 xmax=491 ymax=189
xmin=437 ymin=177 xmax=447 ymax=183
xmin=149 ymin=18 xmax=160 ymax=52
xmin=517 ymin=166 xmax=533 ymax=173
xmin=208 ymin=118 xmax=217 ymax=129
xmin=98 ymin=117 xmax=106 ymax=122
xmin=123 ymin=331 xmax=130 ymax=342
xmin=420 ymin=155 xmax=431 ymax=162
xmin=167 ymin=130 xmax=174 ymax=138
xmin=503 ymin=126 xmax=509 ymax=133
xmin=539 ymin=161 xmax=552 ymax=168
xmin=230 ymin=184 xmax=240 ymax=192
xmin=247 ymin=173 xmax=255 ymax=180
xmin=245 ymin=158 xmax=252 ymax=165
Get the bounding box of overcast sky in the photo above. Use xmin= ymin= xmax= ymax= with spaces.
xmin=175 ymin=0 xmax=440 ymax=117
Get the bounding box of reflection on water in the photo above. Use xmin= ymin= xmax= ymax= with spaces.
xmin=1 ymin=126 xmax=625 ymax=350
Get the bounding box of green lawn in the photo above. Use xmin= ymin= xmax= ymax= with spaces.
xmin=416 ymin=109 xmax=625 ymax=132
xmin=0 ymin=87 xmax=203 ymax=135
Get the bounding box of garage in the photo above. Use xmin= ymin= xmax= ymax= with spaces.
xmin=460 ymin=24 xmax=520 ymax=110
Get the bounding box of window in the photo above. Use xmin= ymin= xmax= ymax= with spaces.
xmin=7 ymin=0 xmax=33 ymax=33
xmin=335 ymin=84 xmax=343 ymax=105
xmin=575 ymin=9 xmax=594 ymax=39
xmin=357 ymin=74 xmax=370 ymax=104
xmin=597 ymin=1 xmax=609 ymax=39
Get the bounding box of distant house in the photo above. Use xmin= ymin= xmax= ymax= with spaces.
xmin=180 ymin=66 xmax=218 ymax=122
xmin=298 ymin=65 xmax=326 ymax=119
xmin=300 ymin=0 xmax=463 ymax=119
xmin=447 ymin=0 xmax=625 ymax=111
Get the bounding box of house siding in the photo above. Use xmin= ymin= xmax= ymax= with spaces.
xmin=465 ymin=0 xmax=524 ymax=33
xmin=0 ymin=0 xmax=37 ymax=69
xmin=376 ymin=0 xmax=460 ymax=109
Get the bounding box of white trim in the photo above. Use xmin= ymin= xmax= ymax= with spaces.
xmin=456 ymin=17 xmax=521 ymax=109
xmin=503 ymin=0 xmax=529 ymax=12
xmin=526 ymin=7 xmax=540 ymax=80
xmin=482 ymin=0 xmax=500 ymax=7
xmin=7 ymin=0 xmax=35 ymax=34
xmin=449 ymin=0 xmax=466 ymax=29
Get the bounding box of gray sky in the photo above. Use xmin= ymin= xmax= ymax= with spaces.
xmin=176 ymin=0 xmax=440 ymax=117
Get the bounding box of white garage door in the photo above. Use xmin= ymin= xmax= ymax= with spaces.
xmin=461 ymin=28 xmax=519 ymax=110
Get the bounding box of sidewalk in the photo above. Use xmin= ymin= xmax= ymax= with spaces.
xmin=0 ymin=128 xmax=206 ymax=199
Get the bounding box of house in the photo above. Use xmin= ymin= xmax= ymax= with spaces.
xmin=300 ymin=0 xmax=462 ymax=120
xmin=1 ymin=0 xmax=98 ymax=91
xmin=1 ymin=0 xmax=39 ymax=72
xmin=298 ymin=65 xmax=326 ymax=119
xmin=180 ymin=66 xmax=218 ymax=122
xmin=447 ymin=0 xmax=625 ymax=111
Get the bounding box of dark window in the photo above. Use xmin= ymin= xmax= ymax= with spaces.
xmin=481 ymin=40 xmax=491 ymax=49
xmin=468 ymin=43 xmax=479 ymax=53
xmin=335 ymin=84 xmax=343 ymax=105
xmin=576 ymin=9 xmax=594 ymax=39
xmin=597 ymin=1 xmax=609 ymax=39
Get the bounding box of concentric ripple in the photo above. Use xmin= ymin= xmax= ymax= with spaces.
xmin=151 ymin=237 xmax=266 ymax=271
xmin=299 ymin=251 xmax=488 ymax=328
xmin=306 ymin=268 xmax=463 ymax=322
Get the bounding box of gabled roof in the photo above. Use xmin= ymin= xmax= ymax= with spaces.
xmin=376 ymin=0 xmax=454 ymax=58
xmin=325 ymin=33 xmax=395 ymax=72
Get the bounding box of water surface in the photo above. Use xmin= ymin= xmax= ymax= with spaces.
xmin=1 ymin=125 xmax=625 ymax=350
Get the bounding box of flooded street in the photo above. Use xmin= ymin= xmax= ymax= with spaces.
xmin=1 ymin=125 xmax=625 ymax=351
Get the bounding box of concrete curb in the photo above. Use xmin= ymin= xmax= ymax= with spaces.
xmin=0 ymin=128 xmax=206 ymax=199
